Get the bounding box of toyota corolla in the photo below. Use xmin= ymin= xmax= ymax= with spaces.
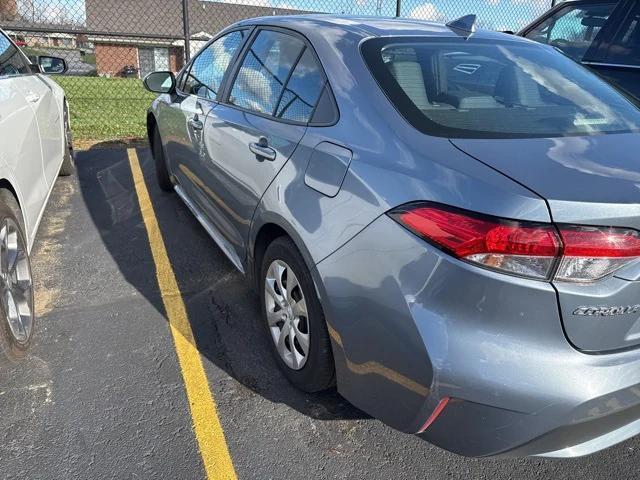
xmin=144 ymin=15 xmax=640 ymax=457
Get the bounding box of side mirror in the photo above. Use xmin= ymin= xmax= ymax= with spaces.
xmin=37 ymin=56 xmax=67 ymax=74
xmin=143 ymin=71 xmax=176 ymax=94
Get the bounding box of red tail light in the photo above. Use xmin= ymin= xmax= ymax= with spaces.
xmin=556 ymin=226 xmax=640 ymax=282
xmin=390 ymin=203 xmax=640 ymax=282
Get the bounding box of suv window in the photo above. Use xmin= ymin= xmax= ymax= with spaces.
xmin=228 ymin=30 xmax=306 ymax=116
xmin=0 ymin=33 xmax=31 ymax=78
xmin=183 ymin=29 xmax=248 ymax=100
xmin=606 ymin=6 xmax=640 ymax=65
xmin=525 ymin=2 xmax=616 ymax=61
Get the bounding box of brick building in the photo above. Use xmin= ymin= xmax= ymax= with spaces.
xmin=0 ymin=0 xmax=17 ymax=21
xmin=86 ymin=0 xmax=305 ymax=78
xmin=89 ymin=37 xmax=185 ymax=77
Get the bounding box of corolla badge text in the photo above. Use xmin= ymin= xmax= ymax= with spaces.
xmin=573 ymin=305 xmax=640 ymax=316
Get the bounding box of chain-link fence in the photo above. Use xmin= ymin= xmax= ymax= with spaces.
xmin=1 ymin=0 xmax=555 ymax=142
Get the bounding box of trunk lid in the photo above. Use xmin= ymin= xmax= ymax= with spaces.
xmin=452 ymin=133 xmax=640 ymax=352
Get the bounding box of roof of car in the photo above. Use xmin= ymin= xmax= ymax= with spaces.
xmin=235 ymin=14 xmax=525 ymax=42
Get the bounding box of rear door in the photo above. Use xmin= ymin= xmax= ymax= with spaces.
xmin=0 ymin=33 xmax=49 ymax=242
xmin=200 ymin=28 xmax=326 ymax=261
xmin=161 ymin=28 xmax=249 ymax=209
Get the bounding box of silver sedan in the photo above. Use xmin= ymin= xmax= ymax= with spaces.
xmin=145 ymin=15 xmax=640 ymax=457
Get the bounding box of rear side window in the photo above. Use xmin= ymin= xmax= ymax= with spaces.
xmin=183 ymin=29 xmax=248 ymax=99
xmin=0 ymin=33 xmax=31 ymax=78
xmin=524 ymin=2 xmax=616 ymax=61
xmin=229 ymin=30 xmax=305 ymax=115
xmin=362 ymin=37 xmax=640 ymax=139
xmin=275 ymin=49 xmax=325 ymax=122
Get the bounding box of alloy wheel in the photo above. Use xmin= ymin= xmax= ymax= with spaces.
xmin=0 ymin=218 xmax=33 ymax=345
xmin=264 ymin=259 xmax=310 ymax=370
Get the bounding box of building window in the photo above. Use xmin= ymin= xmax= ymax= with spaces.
xmin=138 ymin=47 xmax=170 ymax=78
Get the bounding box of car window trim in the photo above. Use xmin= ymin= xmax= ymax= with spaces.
xmin=584 ymin=60 xmax=640 ymax=68
xmin=174 ymin=26 xmax=253 ymax=100
xmin=218 ymin=25 xmax=339 ymax=127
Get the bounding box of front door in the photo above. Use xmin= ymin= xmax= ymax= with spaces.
xmin=201 ymin=29 xmax=326 ymax=261
xmin=163 ymin=29 xmax=250 ymax=219
xmin=0 ymin=33 xmax=49 ymax=242
xmin=14 ymin=74 xmax=62 ymax=187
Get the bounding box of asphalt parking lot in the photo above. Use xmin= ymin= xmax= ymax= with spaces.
xmin=0 ymin=146 xmax=638 ymax=479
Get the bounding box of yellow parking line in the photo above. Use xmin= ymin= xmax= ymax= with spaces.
xmin=127 ymin=148 xmax=237 ymax=480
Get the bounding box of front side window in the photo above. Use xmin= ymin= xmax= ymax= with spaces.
xmin=229 ymin=30 xmax=305 ymax=116
xmin=605 ymin=5 xmax=640 ymax=65
xmin=183 ymin=29 xmax=248 ymax=99
xmin=0 ymin=33 xmax=31 ymax=78
xmin=524 ymin=2 xmax=616 ymax=61
xmin=362 ymin=37 xmax=640 ymax=139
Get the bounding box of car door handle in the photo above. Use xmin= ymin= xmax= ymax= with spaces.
xmin=249 ymin=139 xmax=276 ymax=161
xmin=25 ymin=92 xmax=40 ymax=103
xmin=188 ymin=117 xmax=204 ymax=131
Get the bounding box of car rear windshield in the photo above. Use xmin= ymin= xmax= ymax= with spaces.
xmin=361 ymin=36 xmax=640 ymax=139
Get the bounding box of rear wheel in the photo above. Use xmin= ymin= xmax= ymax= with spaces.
xmin=0 ymin=191 xmax=34 ymax=361
xmin=59 ymin=103 xmax=75 ymax=177
xmin=152 ymin=126 xmax=173 ymax=192
xmin=260 ymin=237 xmax=335 ymax=392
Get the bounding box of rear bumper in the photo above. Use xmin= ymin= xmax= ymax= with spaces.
xmin=520 ymin=401 xmax=640 ymax=458
xmin=422 ymin=386 xmax=640 ymax=457
xmin=315 ymin=214 xmax=640 ymax=457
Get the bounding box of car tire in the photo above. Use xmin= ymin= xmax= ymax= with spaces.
xmin=152 ymin=126 xmax=173 ymax=192
xmin=260 ymin=236 xmax=335 ymax=392
xmin=59 ymin=103 xmax=76 ymax=177
xmin=0 ymin=190 xmax=35 ymax=362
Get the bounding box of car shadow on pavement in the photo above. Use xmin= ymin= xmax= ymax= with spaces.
xmin=76 ymin=145 xmax=367 ymax=423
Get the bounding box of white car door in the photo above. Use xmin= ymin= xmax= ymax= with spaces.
xmin=11 ymin=68 xmax=62 ymax=188
xmin=0 ymin=33 xmax=49 ymax=244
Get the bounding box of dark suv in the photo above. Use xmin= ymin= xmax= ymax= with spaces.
xmin=520 ymin=0 xmax=640 ymax=100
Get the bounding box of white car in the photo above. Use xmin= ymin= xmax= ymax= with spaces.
xmin=0 ymin=29 xmax=74 ymax=360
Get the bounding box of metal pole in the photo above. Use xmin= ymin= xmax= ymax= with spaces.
xmin=551 ymin=0 xmax=556 ymax=6
xmin=395 ymin=0 xmax=401 ymax=18
xmin=183 ymin=0 xmax=191 ymax=62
